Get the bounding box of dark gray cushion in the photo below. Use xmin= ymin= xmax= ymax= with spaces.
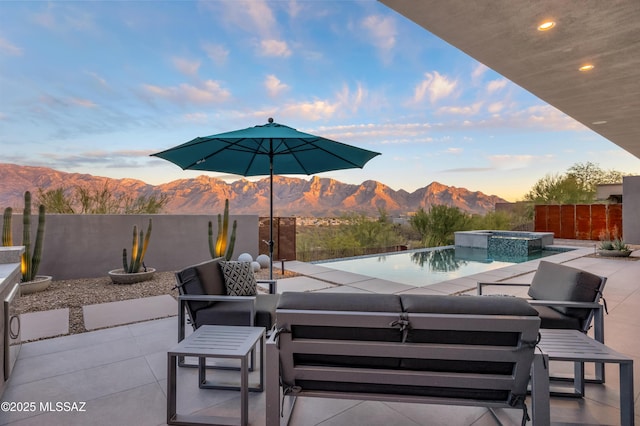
xmin=527 ymin=261 xmax=603 ymax=318
xmin=400 ymin=294 xmax=539 ymax=316
xmin=194 ymin=294 xmax=279 ymax=330
xmin=533 ymin=305 xmax=582 ymax=330
xmin=277 ymin=292 xmax=402 ymax=312
xmin=194 ymin=257 xmax=226 ymax=296
xmin=175 ymin=267 xmax=211 ymax=313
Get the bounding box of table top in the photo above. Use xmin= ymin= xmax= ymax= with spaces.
xmin=169 ymin=325 xmax=265 ymax=358
xmin=538 ymin=329 xmax=632 ymax=364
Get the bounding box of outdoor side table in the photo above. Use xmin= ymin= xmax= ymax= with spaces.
xmin=537 ymin=329 xmax=634 ymax=426
xmin=167 ymin=325 xmax=265 ymax=426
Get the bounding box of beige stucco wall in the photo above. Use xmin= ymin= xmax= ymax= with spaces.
xmin=623 ymin=176 xmax=640 ymax=245
xmin=9 ymin=214 xmax=259 ymax=280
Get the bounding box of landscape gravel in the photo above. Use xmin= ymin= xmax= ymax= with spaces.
xmin=17 ymin=268 xmax=295 ymax=336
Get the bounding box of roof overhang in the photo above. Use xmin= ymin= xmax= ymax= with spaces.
xmin=380 ymin=0 xmax=640 ymax=158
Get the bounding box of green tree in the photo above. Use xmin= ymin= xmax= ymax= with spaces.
xmin=37 ymin=184 xmax=168 ymax=214
xmin=525 ymin=162 xmax=626 ymax=205
xmin=410 ymin=205 xmax=471 ymax=247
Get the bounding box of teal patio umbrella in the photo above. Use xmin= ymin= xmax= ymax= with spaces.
xmin=151 ymin=118 xmax=381 ymax=278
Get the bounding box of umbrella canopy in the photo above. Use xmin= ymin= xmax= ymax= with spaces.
xmin=151 ymin=118 xmax=381 ymax=278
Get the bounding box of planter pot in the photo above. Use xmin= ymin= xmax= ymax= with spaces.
xmin=108 ymin=268 xmax=156 ymax=285
xmin=20 ymin=275 xmax=53 ymax=295
xmin=597 ymin=249 xmax=632 ymax=258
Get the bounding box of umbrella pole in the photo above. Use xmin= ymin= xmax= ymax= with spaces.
xmin=269 ymin=146 xmax=274 ymax=280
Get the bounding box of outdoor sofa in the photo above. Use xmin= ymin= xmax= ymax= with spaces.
xmin=266 ymin=292 xmax=548 ymax=425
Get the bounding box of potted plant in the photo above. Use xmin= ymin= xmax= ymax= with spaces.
xmin=10 ymin=191 xmax=52 ymax=294
xmin=597 ymin=228 xmax=632 ymax=257
xmin=108 ymin=218 xmax=155 ymax=284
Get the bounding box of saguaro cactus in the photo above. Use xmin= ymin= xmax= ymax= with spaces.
xmin=122 ymin=218 xmax=152 ymax=273
xmin=208 ymin=199 xmax=237 ymax=261
xmin=21 ymin=191 xmax=46 ymax=282
xmin=2 ymin=207 xmax=12 ymax=246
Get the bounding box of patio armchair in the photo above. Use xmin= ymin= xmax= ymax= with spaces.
xmin=478 ymin=260 xmax=608 ymax=388
xmin=174 ymin=257 xmax=279 ymax=367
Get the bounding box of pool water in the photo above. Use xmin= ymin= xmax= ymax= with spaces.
xmin=315 ymin=246 xmax=567 ymax=288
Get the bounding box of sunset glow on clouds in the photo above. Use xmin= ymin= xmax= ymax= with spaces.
xmin=1 ymin=0 xmax=638 ymax=202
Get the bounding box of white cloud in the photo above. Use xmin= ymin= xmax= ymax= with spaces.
xmin=172 ymin=57 xmax=201 ymax=76
xmin=142 ymin=80 xmax=231 ymax=104
xmin=471 ymin=63 xmax=488 ymax=82
xmin=264 ymin=74 xmax=289 ymax=97
xmin=0 ymin=37 xmax=23 ymax=56
xmin=259 ymin=39 xmax=292 ymax=57
xmin=439 ymin=102 xmax=482 ymax=115
xmin=413 ymin=71 xmax=457 ymax=104
xmin=488 ymin=102 xmax=504 ymax=113
xmin=361 ymin=14 xmax=396 ymax=59
xmin=202 ymin=42 xmax=229 ymax=65
xmin=446 ymin=147 xmax=463 ymax=154
xmin=280 ymin=100 xmax=338 ymax=121
xmin=487 ymin=79 xmax=508 ymax=93
xmin=335 ymin=83 xmax=366 ymax=113
xmin=207 ymin=0 xmax=277 ymax=39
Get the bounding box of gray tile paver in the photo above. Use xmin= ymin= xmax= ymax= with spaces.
xmin=4 ymin=243 xmax=640 ymax=426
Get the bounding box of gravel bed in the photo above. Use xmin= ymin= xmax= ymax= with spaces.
xmin=16 ymin=268 xmax=296 ymax=336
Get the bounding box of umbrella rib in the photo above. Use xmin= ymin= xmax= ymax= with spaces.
xmin=182 ymin=137 xmax=268 ymax=170
xmin=273 ymin=138 xmax=368 ymax=174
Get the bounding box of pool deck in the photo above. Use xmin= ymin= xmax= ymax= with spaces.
xmin=2 ymin=239 xmax=639 ymax=425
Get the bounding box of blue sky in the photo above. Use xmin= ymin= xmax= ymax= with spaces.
xmin=1 ymin=0 xmax=638 ymax=202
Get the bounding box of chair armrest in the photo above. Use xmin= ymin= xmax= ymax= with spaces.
xmin=477 ymin=281 xmax=530 ymax=295
xmin=528 ymin=299 xmax=602 ymax=309
xmin=257 ymin=279 xmax=277 ymax=294
xmin=178 ymin=294 xmax=257 ymax=302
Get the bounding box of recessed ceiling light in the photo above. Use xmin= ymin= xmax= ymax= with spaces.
xmin=538 ymin=21 xmax=555 ymax=31
xmin=579 ymin=64 xmax=595 ymax=72
xmin=592 ymin=120 xmax=607 ymax=125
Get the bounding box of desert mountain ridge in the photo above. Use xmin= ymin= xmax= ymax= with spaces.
xmin=0 ymin=163 xmax=507 ymax=216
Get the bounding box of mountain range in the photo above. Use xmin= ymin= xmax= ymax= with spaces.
xmin=0 ymin=163 xmax=507 ymax=216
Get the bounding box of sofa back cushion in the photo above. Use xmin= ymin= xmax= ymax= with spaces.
xmin=527 ymin=260 xmax=603 ymax=319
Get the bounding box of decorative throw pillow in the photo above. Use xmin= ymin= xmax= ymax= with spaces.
xmin=220 ymin=261 xmax=257 ymax=296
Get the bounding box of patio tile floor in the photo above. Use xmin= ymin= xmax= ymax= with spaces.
xmin=1 ymin=243 xmax=639 ymax=425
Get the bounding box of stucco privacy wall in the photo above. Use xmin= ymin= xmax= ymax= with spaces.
xmin=623 ymin=176 xmax=640 ymax=245
xmin=9 ymin=214 xmax=259 ymax=280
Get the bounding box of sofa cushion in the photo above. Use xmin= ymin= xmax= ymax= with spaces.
xmin=400 ymin=295 xmax=538 ymax=347
xmin=400 ymin=294 xmax=538 ymax=316
xmin=277 ymin=292 xmax=402 ymax=312
xmin=193 ymin=294 xmax=279 ymax=330
xmin=194 ymin=257 xmax=226 ymax=296
xmin=532 ymin=305 xmax=582 ymax=330
xmin=221 ymin=261 xmax=257 ymax=296
xmin=175 ymin=266 xmax=211 ymax=313
xmin=527 ymin=260 xmax=603 ymax=318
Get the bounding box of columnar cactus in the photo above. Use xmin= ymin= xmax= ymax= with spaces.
xmin=2 ymin=207 xmax=12 ymax=246
xmin=208 ymin=199 xmax=237 ymax=261
xmin=21 ymin=191 xmax=46 ymax=282
xmin=122 ymin=218 xmax=152 ymax=273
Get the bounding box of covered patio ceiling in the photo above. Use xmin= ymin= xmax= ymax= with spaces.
xmin=380 ymin=0 xmax=640 ymax=159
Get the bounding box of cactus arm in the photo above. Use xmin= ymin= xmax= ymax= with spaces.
xmin=30 ymin=204 xmax=45 ymax=279
xmin=2 ymin=207 xmax=12 ymax=246
xmin=220 ymin=199 xmax=229 ymax=255
xmin=131 ymin=230 xmax=144 ymax=273
xmin=225 ymin=220 xmax=237 ymax=260
xmin=208 ymin=221 xmax=215 ymax=258
xmin=128 ymin=225 xmax=138 ymax=273
xmin=122 ymin=248 xmax=129 ymax=271
xmin=214 ymin=213 xmax=224 ymax=257
xmin=22 ymin=192 xmax=33 ymax=282
xmin=139 ymin=219 xmax=152 ymax=264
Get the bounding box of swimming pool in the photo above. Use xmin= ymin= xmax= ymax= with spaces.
xmin=315 ymin=246 xmax=568 ymax=287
